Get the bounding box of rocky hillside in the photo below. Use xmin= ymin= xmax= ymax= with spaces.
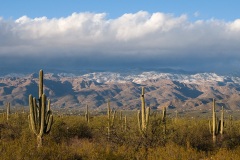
xmin=1 ymin=72 xmax=240 ymax=111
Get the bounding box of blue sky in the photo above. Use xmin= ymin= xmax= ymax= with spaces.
xmin=1 ymin=0 xmax=239 ymax=21
xmin=1 ymin=1 xmax=240 ymax=74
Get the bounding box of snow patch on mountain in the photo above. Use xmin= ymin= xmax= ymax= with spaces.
xmin=2 ymin=71 xmax=239 ymax=85
xmin=58 ymin=72 xmax=239 ymax=85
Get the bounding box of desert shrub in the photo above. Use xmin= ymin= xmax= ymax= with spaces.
xmin=50 ymin=116 xmax=92 ymax=144
xmin=68 ymin=122 xmax=92 ymax=139
xmin=2 ymin=109 xmax=240 ymax=159
xmin=220 ymin=120 xmax=240 ymax=149
xmin=147 ymin=142 xmax=206 ymax=160
xmin=50 ymin=118 xmax=69 ymax=143
xmin=168 ymin=118 xmax=213 ymax=151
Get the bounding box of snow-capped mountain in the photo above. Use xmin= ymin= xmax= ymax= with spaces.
xmin=57 ymin=71 xmax=240 ymax=85
xmin=1 ymin=71 xmax=240 ymax=110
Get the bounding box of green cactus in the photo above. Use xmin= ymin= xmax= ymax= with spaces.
xmin=228 ymin=115 xmax=233 ymax=132
xmin=162 ymin=106 xmax=166 ymax=122
xmin=107 ymin=99 xmax=115 ymax=140
xmin=137 ymin=87 xmax=150 ymax=134
xmin=85 ymin=105 xmax=90 ymax=123
xmin=210 ymin=98 xmax=217 ymax=144
xmin=119 ymin=110 xmax=122 ymax=121
xmin=124 ymin=115 xmax=127 ymax=131
xmin=29 ymin=70 xmax=53 ymax=147
xmin=220 ymin=106 xmax=224 ymax=137
xmin=6 ymin=102 xmax=10 ymax=121
xmin=209 ymin=99 xmax=224 ymax=144
xmin=174 ymin=110 xmax=178 ymax=123
xmin=162 ymin=106 xmax=167 ymax=135
xmin=119 ymin=110 xmax=124 ymax=130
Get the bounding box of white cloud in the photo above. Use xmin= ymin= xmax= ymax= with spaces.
xmin=229 ymin=19 xmax=240 ymax=31
xmin=0 ymin=11 xmax=240 ymax=72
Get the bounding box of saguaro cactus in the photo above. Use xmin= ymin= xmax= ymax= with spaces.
xmin=209 ymin=99 xmax=224 ymax=144
xmin=228 ymin=115 xmax=233 ymax=132
xmin=85 ymin=105 xmax=90 ymax=123
xmin=138 ymin=87 xmax=150 ymax=134
xmin=212 ymin=99 xmax=217 ymax=143
xmin=29 ymin=70 xmax=53 ymax=147
xmin=162 ymin=106 xmax=167 ymax=135
xmin=124 ymin=115 xmax=127 ymax=131
xmin=162 ymin=106 xmax=166 ymax=122
xmin=6 ymin=102 xmax=10 ymax=121
xmin=119 ymin=110 xmax=122 ymax=121
xmin=107 ymin=99 xmax=116 ymax=140
xmin=220 ymin=106 xmax=224 ymax=137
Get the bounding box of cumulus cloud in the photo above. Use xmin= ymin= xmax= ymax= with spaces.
xmin=0 ymin=11 xmax=240 ymax=73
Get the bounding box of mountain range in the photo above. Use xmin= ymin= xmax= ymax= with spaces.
xmin=1 ymin=71 xmax=240 ymax=111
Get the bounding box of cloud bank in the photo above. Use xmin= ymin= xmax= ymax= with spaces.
xmin=1 ymin=11 xmax=240 ymax=73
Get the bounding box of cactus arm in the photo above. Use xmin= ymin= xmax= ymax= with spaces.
xmin=45 ymin=99 xmax=53 ymax=133
xmin=32 ymin=97 xmax=37 ymax=125
xmin=45 ymin=111 xmax=53 ymax=134
xmin=209 ymin=120 xmax=212 ymax=134
xmin=146 ymin=107 xmax=150 ymax=129
xmin=47 ymin=99 xmax=51 ymax=111
xmin=29 ymin=95 xmax=38 ymax=135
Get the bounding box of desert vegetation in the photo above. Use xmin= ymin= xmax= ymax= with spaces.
xmin=1 ymin=70 xmax=240 ymax=159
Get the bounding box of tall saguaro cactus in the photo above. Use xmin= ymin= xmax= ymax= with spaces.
xmin=138 ymin=87 xmax=150 ymax=134
xmin=162 ymin=106 xmax=167 ymax=135
xmin=220 ymin=106 xmax=224 ymax=137
xmin=209 ymin=99 xmax=224 ymax=144
xmin=162 ymin=106 xmax=166 ymax=122
xmin=85 ymin=105 xmax=90 ymax=123
xmin=124 ymin=115 xmax=127 ymax=131
xmin=212 ymin=98 xmax=217 ymax=144
xmin=6 ymin=102 xmax=10 ymax=121
xmin=29 ymin=70 xmax=53 ymax=147
xmin=107 ymin=99 xmax=115 ymax=140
